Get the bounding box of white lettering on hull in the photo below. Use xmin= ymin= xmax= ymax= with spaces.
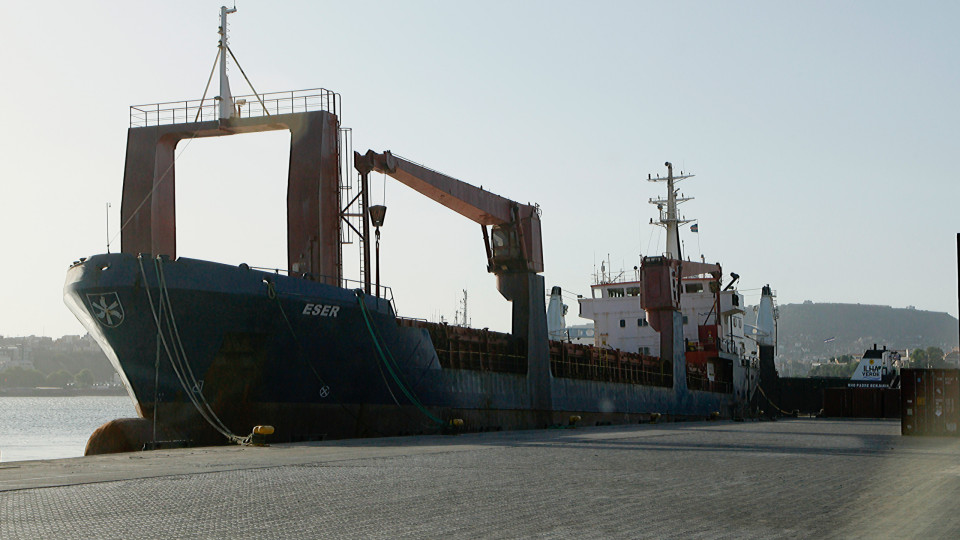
xmin=302 ymin=303 xmax=340 ymax=318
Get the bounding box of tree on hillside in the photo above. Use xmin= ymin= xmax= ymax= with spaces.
xmin=30 ymin=350 xmax=117 ymax=383
xmin=0 ymin=367 xmax=46 ymax=388
xmin=909 ymin=348 xmax=927 ymax=368
xmin=808 ymin=360 xmax=858 ymax=378
xmin=908 ymin=346 xmax=949 ymax=368
xmin=45 ymin=369 xmax=73 ymax=388
xmin=74 ymin=369 xmax=94 ymax=388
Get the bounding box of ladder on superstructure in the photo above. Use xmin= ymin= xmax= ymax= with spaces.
xmin=338 ymin=126 xmax=369 ymax=288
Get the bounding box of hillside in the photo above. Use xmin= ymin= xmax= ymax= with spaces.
xmin=765 ymin=303 xmax=958 ymax=361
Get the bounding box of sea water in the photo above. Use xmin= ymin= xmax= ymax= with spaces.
xmin=0 ymin=396 xmax=137 ymax=462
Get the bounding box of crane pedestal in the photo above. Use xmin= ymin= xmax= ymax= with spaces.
xmin=497 ymin=272 xmax=552 ymax=414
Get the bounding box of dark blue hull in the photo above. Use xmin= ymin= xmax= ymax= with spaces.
xmin=65 ymin=253 xmax=745 ymax=444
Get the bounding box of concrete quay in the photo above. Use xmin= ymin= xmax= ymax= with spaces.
xmin=1 ymin=418 xmax=958 ymax=539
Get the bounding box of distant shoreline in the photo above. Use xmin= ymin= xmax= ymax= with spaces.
xmin=0 ymin=387 xmax=128 ymax=397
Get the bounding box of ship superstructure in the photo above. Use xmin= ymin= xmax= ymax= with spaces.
xmin=579 ymin=274 xmax=749 ymax=360
xmin=577 ymin=163 xmax=759 ymax=401
xmin=849 ymin=345 xmax=902 ymax=389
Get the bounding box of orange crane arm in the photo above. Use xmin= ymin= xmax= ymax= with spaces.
xmin=355 ymin=150 xmax=543 ymax=274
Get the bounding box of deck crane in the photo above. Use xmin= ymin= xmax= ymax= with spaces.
xmin=354 ymin=150 xmax=551 ymax=410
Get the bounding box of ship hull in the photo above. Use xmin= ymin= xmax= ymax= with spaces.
xmin=66 ymin=253 xmax=746 ymax=445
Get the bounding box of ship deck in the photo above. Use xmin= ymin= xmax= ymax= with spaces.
xmin=2 ymin=418 xmax=958 ymax=538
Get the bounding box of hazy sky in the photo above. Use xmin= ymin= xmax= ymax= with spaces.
xmin=1 ymin=1 xmax=957 ymax=338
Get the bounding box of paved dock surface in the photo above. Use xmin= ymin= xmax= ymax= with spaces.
xmin=2 ymin=418 xmax=958 ymax=539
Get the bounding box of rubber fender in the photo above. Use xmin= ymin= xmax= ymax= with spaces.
xmin=85 ymin=418 xmax=155 ymax=456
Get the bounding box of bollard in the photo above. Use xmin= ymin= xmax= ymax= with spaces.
xmin=250 ymin=425 xmax=275 ymax=446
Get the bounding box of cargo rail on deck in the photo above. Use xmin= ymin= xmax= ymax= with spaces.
xmin=129 ymin=88 xmax=340 ymax=128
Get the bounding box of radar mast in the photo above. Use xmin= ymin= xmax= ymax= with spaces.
xmin=647 ymin=162 xmax=694 ymax=260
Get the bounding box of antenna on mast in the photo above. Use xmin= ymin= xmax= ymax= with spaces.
xmin=647 ymin=161 xmax=695 ymax=259
xmin=218 ymin=5 xmax=237 ymax=120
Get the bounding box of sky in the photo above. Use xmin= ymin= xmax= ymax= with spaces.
xmin=0 ymin=1 xmax=958 ymax=338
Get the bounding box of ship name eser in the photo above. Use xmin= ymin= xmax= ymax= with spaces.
xmin=302 ymin=304 xmax=341 ymax=317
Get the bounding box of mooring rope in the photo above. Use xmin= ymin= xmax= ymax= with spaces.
xmin=265 ymin=280 xmax=332 ymax=392
xmin=756 ymin=384 xmax=792 ymax=416
xmin=154 ymin=257 xmax=243 ymax=440
xmin=355 ymin=290 xmax=443 ymax=425
xmin=265 ymin=278 xmax=401 ymax=437
xmin=138 ymin=255 xmax=247 ymax=444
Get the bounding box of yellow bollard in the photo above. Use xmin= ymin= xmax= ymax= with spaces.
xmin=250 ymin=425 xmax=275 ymax=446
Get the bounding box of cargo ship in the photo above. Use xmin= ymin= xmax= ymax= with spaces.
xmin=64 ymin=7 xmax=771 ymax=446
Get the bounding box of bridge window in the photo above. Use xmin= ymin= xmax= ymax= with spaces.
xmin=685 ymin=283 xmax=704 ymax=293
xmin=607 ymin=288 xmax=625 ymax=298
xmin=626 ymin=287 xmax=641 ymax=296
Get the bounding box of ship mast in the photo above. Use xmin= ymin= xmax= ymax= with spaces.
xmin=218 ymin=5 xmax=237 ymax=120
xmin=648 ymin=161 xmax=694 ymax=260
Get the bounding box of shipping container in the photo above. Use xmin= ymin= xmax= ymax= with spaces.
xmin=821 ymin=387 xmax=899 ymax=418
xmin=901 ymin=369 xmax=960 ymax=436
xmin=822 ymin=388 xmax=844 ymax=417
